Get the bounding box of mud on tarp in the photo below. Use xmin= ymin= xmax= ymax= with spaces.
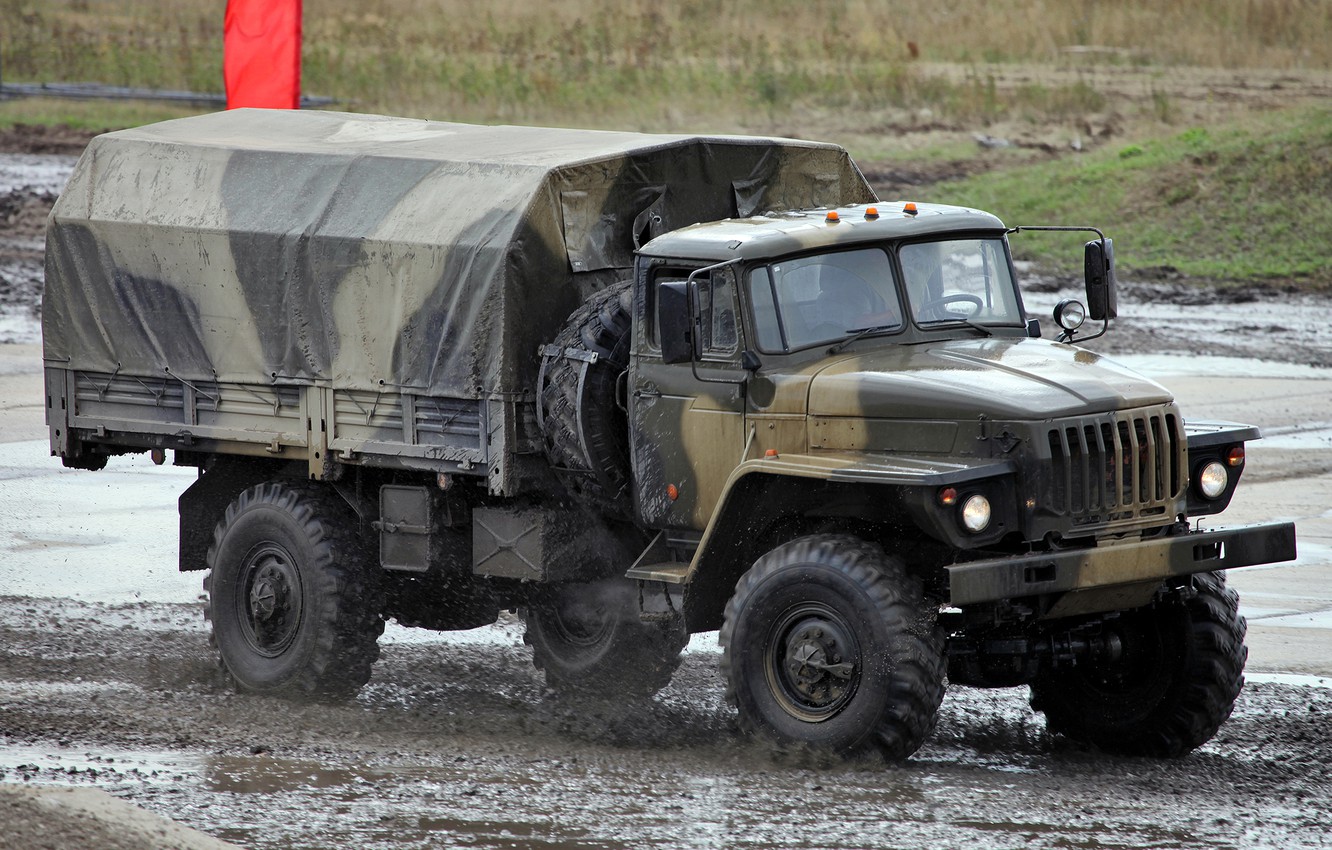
xmin=43 ymin=109 xmax=874 ymax=398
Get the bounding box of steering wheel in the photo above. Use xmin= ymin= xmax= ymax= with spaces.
xmin=917 ymin=293 xmax=983 ymax=321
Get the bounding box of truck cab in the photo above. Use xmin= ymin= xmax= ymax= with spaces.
xmin=582 ymin=200 xmax=1295 ymax=759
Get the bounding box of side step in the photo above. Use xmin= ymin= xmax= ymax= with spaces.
xmin=625 ymin=562 xmax=690 ymax=584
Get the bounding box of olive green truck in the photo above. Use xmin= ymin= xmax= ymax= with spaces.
xmin=43 ymin=110 xmax=1296 ymax=760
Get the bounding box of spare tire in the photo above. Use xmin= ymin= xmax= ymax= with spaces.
xmin=539 ymin=281 xmax=633 ymax=517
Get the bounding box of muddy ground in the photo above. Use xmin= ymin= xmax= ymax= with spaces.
xmin=2 ymin=142 xmax=1332 ymax=849
xmin=2 ymin=598 xmax=1332 ymax=850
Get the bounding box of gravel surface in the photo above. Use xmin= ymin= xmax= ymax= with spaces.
xmin=2 ymin=146 xmax=1331 ymax=850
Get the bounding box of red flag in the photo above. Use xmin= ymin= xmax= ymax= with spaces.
xmin=224 ymin=0 xmax=303 ymax=109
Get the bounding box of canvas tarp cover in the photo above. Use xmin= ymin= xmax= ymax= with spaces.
xmin=43 ymin=109 xmax=875 ymax=397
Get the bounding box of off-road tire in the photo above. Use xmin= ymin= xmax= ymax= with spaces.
xmin=204 ymin=481 xmax=384 ymax=702
xmin=522 ymin=577 xmax=687 ymax=698
xmin=720 ymin=534 xmax=947 ymax=761
xmin=539 ymin=281 xmax=633 ymax=517
xmin=1030 ymin=571 xmax=1247 ymax=757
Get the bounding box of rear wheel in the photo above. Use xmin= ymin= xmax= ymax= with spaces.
xmin=522 ymin=577 xmax=687 ymax=698
xmin=1030 ymin=571 xmax=1247 ymax=757
xmin=720 ymin=534 xmax=946 ymax=761
xmin=205 ymin=481 xmax=383 ymax=701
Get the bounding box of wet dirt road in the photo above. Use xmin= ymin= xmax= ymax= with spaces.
xmin=1 ymin=597 xmax=1330 ymax=850
xmin=2 ymin=152 xmax=1332 ymax=849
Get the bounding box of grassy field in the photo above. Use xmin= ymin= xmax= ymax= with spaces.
xmin=5 ymin=0 xmax=1330 ymax=129
xmin=3 ymin=0 xmax=1330 ymax=287
xmin=933 ymin=107 xmax=1332 ymax=288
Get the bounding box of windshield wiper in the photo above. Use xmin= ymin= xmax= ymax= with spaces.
xmin=922 ymin=316 xmax=994 ymax=337
xmin=827 ymin=323 xmax=899 ymax=354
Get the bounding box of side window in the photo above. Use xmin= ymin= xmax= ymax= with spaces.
xmin=697 ymin=269 xmax=739 ymax=357
xmin=650 ymin=267 xmax=740 ymax=358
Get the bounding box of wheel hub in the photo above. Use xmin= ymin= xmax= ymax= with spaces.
xmin=770 ymin=609 xmax=859 ymax=721
xmin=238 ymin=547 xmax=303 ymax=657
xmin=249 ymin=564 xmax=286 ymax=623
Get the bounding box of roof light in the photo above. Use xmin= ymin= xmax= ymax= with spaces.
xmin=825 ymin=211 xmax=840 ymax=223
xmin=903 ymin=202 xmax=918 ymax=216
xmin=764 ymin=448 xmax=780 ymax=458
xmin=865 ymin=206 xmax=879 ymax=219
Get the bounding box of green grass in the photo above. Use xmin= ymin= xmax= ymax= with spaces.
xmin=930 ymin=108 xmax=1332 ymax=289
xmin=0 ymin=98 xmax=203 ymax=132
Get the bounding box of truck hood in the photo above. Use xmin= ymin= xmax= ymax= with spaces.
xmin=807 ymin=338 xmax=1173 ymax=421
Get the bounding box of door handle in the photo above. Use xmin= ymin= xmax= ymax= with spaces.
xmin=634 ymin=383 xmax=662 ymax=399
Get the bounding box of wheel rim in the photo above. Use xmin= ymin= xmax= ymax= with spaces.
xmin=765 ymin=602 xmax=861 ymax=722
xmin=236 ymin=543 xmax=304 ymax=658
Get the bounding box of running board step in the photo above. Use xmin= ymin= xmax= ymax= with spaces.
xmin=625 ymin=562 xmax=690 ymax=584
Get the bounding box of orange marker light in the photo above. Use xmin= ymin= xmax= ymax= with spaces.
xmin=938 ymin=486 xmax=958 ymax=506
xmin=903 ymin=202 xmax=918 ymax=216
xmin=865 ymin=206 xmax=879 ymax=219
xmin=667 ymin=483 xmax=679 ymax=501
xmin=825 ymin=210 xmax=840 ymax=223
xmin=764 ymin=448 xmax=779 ymax=458
xmin=1227 ymin=446 xmax=1245 ymax=467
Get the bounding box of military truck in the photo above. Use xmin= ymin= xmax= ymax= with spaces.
xmin=44 ymin=109 xmax=1296 ymax=761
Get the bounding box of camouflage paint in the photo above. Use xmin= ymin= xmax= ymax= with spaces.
xmin=45 ymin=109 xmax=873 ymax=398
xmin=44 ymin=109 xmax=872 ymax=490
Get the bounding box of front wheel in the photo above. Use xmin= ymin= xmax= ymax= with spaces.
xmin=720 ymin=534 xmax=946 ymax=761
xmin=205 ymin=481 xmax=383 ymax=701
xmin=522 ymin=577 xmax=687 ymax=698
xmin=1030 ymin=571 xmax=1247 ymax=757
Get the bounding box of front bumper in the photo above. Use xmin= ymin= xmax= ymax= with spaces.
xmin=946 ymin=521 xmax=1297 ymax=607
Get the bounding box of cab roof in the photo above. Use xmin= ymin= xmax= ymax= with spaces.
xmin=639 ymin=202 xmax=1007 ymax=263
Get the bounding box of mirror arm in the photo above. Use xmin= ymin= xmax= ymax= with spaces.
xmin=1058 ymin=317 xmax=1110 ymax=346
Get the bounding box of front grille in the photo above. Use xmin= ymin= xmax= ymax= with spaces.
xmin=1045 ymin=408 xmax=1183 ymax=528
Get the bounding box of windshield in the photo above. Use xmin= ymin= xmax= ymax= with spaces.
xmin=748 ymin=248 xmax=903 ymax=352
xmin=900 ymin=238 xmax=1023 ymax=327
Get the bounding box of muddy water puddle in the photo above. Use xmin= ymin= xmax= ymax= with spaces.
xmin=0 ymin=153 xmax=76 ymax=195
xmin=4 ymin=702 xmax=1325 ymax=850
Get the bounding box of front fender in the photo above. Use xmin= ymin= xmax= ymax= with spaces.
xmin=673 ymin=451 xmax=1016 ymax=631
xmin=1185 ymin=421 xmax=1259 ymax=516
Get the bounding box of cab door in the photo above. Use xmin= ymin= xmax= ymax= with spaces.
xmin=630 ymin=264 xmax=748 ymax=530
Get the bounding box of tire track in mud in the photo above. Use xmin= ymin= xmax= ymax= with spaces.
xmin=2 ymin=595 xmax=1331 ymax=850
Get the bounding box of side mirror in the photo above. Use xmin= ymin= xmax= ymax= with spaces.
xmin=1084 ymin=238 xmax=1118 ymax=320
xmin=658 ymin=281 xmax=694 ymax=364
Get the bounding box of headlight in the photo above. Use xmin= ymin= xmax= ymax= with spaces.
xmin=1197 ymin=461 xmax=1228 ymax=499
xmin=961 ymin=494 xmax=992 ymax=533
